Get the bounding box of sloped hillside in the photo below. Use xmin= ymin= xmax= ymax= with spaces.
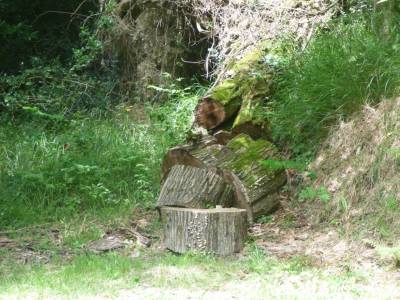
xmin=304 ymin=98 xmax=400 ymax=240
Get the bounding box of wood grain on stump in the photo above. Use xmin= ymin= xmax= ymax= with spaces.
xmin=161 ymin=207 xmax=247 ymax=255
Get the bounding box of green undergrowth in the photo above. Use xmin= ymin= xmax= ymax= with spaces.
xmin=270 ymin=11 xmax=400 ymax=157
xmin=0 ymin=82 xmax=201 ymax=228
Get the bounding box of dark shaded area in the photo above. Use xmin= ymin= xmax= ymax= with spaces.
xmin=0 ymin=0 xmax=98 ymax=74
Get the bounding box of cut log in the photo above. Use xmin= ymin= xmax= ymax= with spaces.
xmin=161 ymin=143 xmax=224 ymax=179
xmin=161 ymin=207 xmax=247 ymax=255
xmin=217 ymin=134 xmax=286 ymax=222
xmin=195 ymin=42 xmax=275 ymax=130
xmin=157 ymin=165 xmax=234 ymax=209
xmin=195 ymin=79 xmax=242 ymax=129
xmin=160 ymin=134 xmax=286 ymax=222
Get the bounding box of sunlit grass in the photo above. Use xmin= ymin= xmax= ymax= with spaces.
xmin=0 ymin=243 xmax=391 ymax=300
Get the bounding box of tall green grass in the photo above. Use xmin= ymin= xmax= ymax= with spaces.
xmin=0 ymin=84 xmax=202 ymax=228
xmin=270 ymin=13 xmax=400 ymax=157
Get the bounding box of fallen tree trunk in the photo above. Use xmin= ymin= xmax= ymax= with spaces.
xmin=161 ymin=207 xmax=247 ymax=255
xmin=195 ymin=79 xmax=242 ymax=129
xmin=157 ymin=165 xmax=234 ymax=209
xmin=160 ymin=134 xmax=286 ymax=222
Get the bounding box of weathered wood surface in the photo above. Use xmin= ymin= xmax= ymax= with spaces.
xmin=194 ymin=43 xmax=274 ymax=131
xmin=159 ymin=46 xmax=286 ymax=226
xmin=161 ymin=143 xmax=224 ymax=179
xmin=217 ymin=134 xmax=286 ymax=222
xmin=195 ymin=81 xmax=242 ymax=130
xmin=161 ymin=207 xmax=247 ymax=255
xmin=157 ymin=165 xmax=234 ymax=209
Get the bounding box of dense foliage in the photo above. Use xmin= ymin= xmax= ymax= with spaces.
xmin=1 ymin=1 xmax=399 ymax=232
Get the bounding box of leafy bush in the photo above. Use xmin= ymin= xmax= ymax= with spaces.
xmin=270 ymin=12 xmax=400 ymax=157
xmin=0 ymin=20 xmax=118 ymax=119
xmin=0 ymin=59 xmax=118 ymax=118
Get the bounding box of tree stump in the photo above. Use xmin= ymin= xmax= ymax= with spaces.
xmin=157 ymin=165 xmax=234 ymax=209
xmin=161 ymin=207 xmax=247 ymax=255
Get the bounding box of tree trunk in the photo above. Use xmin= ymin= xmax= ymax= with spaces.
xmin=195 ymin=42 xmax=275 ymax=130
xmin=160 ymin=134 xmax=287 ymax=222
xmin=157 ymin=165 xmax=234 ymax=209
xmin=161 ymin=207 xmax=247 ymax=255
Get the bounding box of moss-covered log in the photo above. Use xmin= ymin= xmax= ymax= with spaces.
xmin=195 ymin=43 xmax=275 ymax=130
xmin=217 ymin=134 xmax=286 ymax=222
xmin=160 ymin=133 xmax=286 ymax=222
xmin=195 ymin=80 xmax=243 ymax=129
xmin=157 ymin=165 xmax=234 ymax=209
xmin=232 ymin=97 xmax=270 ymax=140
xmin=161 ymin=207 xmax=247 ymax=255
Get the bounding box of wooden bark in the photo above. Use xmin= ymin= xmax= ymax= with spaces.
xmin=161 ymin=207 xmax=247 ymax=255
xmin=160 ymin=134 xmax=286 ymax=223
xmin=217 ymin=134 xmax=286 ymax=222
xmin=161 ymin=143 xmax=224 ymax=179
xmin=157 ymin=165 xmax=234 ymax=209
xmin=195 ymin=43 xmax=275 ymax=131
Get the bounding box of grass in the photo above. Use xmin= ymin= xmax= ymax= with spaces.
xmin=0 ymin=241 xmax=395 ymax=300
xmin=0 ymin=83 xmax=201 ymax=229
xmin=270 ymin=12 xmax=400 ymax=157
xmin=298 ymin=98 xmax=400 ymax=241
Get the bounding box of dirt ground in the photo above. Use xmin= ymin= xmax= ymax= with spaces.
xmin=2 ymin=207 xmax=400 ymax=300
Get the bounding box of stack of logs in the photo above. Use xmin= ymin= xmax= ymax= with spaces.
xmin=158 ymin=44 xmax=287 ymax=255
